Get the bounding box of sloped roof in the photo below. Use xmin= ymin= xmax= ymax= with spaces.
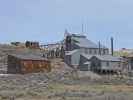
xmin=71 ymin=34 xmax=86 ymax=38
xmin=82 ymin=54 xmax=121 ymax=62
xmin=9 ymin=54 xmax=48 ymax=61
xmin=71 ymin=35 xmax=107 ymax=49
xmin=65 ymin=49 xmax=79 ymax=55
xmin=81 ymin=54 xmax=93 ymax=60
xmin=95 ymin=55 xmax=122 ymax=62
xmin=84 ymin=61 xmax=91 ymax=65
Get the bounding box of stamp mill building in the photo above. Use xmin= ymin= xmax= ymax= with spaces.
xmin=64 ymin=33 xmax=122 ymax=73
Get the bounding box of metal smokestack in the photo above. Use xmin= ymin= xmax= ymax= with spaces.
xmin=111 ymin=37 xmax=114 ymax=56
xmin=98 ymin=41 xmax=101 ymax=55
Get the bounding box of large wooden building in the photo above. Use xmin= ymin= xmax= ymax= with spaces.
xmin=64 ymin=33 xmax=123 ymax=73
xmin=64 ymin=33 xmax=109 ymax=67
xmin=7 ymin=54 xmax=51 ymax=74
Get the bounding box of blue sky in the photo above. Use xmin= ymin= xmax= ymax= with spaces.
xmin=0 ymin=0 xmax=133 ymax=49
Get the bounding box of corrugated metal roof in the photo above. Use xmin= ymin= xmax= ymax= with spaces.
xmin=72 ymin=35 xmax=107 ymax=49
xmin=82 ymin=54 xmax=121 ymax=62
xmin=65 ymin=49 xmax=79 ymax=55
xmin=81 ymin=54 xmax=93 ymax=60
xmin=71 ymin=34 xmax=86 ymax=38
xmin=9 ymin=54 xmax=48 ymax=61
xmin=84 ymin=61 xmax=91 ymax=64
xmin=95 ymin=55 xmax=122 ymax=62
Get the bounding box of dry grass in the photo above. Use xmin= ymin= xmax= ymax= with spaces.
xmin=48 ymin=82 xmax=133 ymax=92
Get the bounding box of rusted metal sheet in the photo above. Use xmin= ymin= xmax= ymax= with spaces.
xmin=21 ymin=60 xmax=51 ymax=74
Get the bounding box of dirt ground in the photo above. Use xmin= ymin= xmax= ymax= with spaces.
xmin=0 ymin=59 xmax=131 ymax=100
xmin=0 ymin=45 xmax=133 ymax=100
xmin=0 ymin=74 xmax=133 ymax=100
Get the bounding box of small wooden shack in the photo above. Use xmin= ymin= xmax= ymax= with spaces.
xmin=25 ymin=41 xmax=40 ymax=49
xmin=7 ymin=54 xmax=51 ymax=74
xmin=126 ymin=54 xmax=133 ymax=71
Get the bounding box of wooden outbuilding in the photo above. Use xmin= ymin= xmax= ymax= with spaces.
xmin=126 ymin=54 xmax=133 ymax=71
xmin=79 ymin=54 xmax=122 ymax=73
xmin=25 ymin=41 xmax=40 ymax=49
xmin=7 ymin=54 xmax=51 ymax=74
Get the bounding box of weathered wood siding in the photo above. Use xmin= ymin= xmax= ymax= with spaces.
xmin=7 ymin=55 xmax=21 ymax=74
xmin=101 ymin=61 xmax=121 ymax=71
xmin=90 ymin=56 xmax=102 ymax=71
xmin=7 ymin=55 xmax=51 ymax=74
xmin=78 ymin=55 xmax=91 ymax=71
xmin=64 ymin=55 xmax=71 ymax=66
xmin=21 ymin=60 xmax=51 ymax=74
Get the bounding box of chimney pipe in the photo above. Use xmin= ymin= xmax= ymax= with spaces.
xmin=111 ymin=37 xmax=114 ymax=56
xmin=98 ymin=41 xmax=101 ymax=55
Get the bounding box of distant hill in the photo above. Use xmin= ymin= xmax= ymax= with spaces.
xmin=114 ymin=48 xmax=133 ymax=57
